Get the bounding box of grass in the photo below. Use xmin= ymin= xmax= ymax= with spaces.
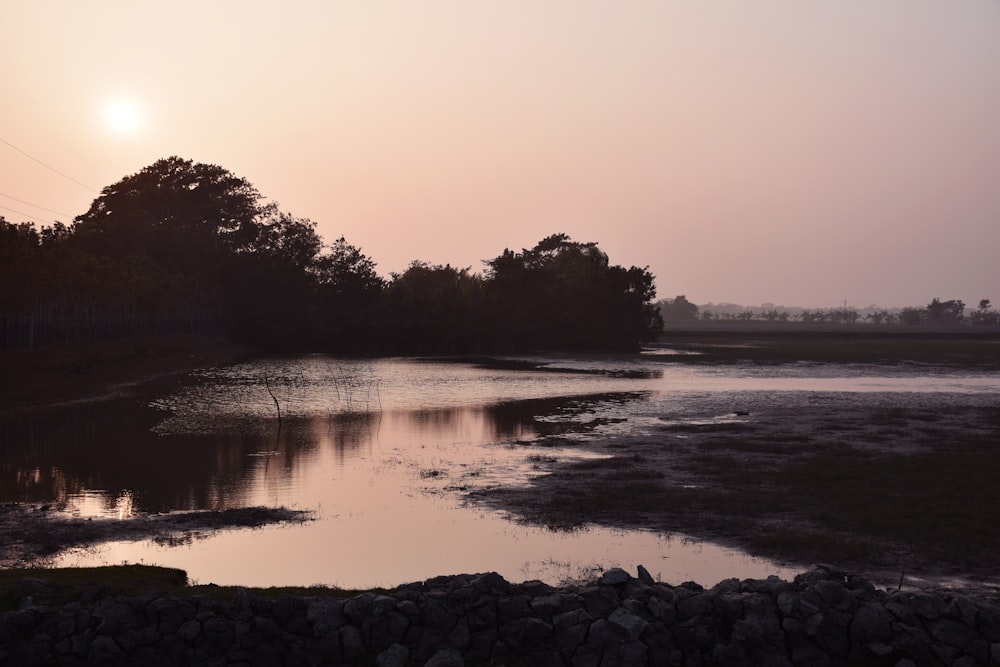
xmin=0 ymin=565 xmax=188 ymax=610
xmin=0 ymin=564 xmax=390 ymax=611
xmin=655 ymin=329 xmax=1000 ymax=366
xmin=495 ymin=397 xmax=1000 ymax=579
xmin=768 ymin=436 xmax=1000 ymax=566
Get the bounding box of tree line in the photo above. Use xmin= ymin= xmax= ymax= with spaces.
xmin=1 ymin=157 xmax=662 ymax=352
xmin=659 ymin=295 xmax=1000 ymax=326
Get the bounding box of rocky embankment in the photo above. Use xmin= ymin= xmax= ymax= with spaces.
xmin=2 ymin=565 xmax=999 ymax=666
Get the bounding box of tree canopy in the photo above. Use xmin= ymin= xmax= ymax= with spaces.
xmin=2 ymin=158 xmax=662 ymax=352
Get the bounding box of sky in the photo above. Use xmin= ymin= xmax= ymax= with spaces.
xmin=2 ymin=1 xmax=999 ymax=309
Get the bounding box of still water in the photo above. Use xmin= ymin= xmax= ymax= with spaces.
xmin=3 ymin=354 xmax=998 ymax=588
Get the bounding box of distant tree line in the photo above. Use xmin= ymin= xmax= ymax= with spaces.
xmin=658 ymin=295 xmax=999 ymax=326
xmin=1 ymin=157 xmax=662 ymax=352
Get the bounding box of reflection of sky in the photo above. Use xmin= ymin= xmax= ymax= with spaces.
xmin=17 ymin=355 xmax=1000 ymax=588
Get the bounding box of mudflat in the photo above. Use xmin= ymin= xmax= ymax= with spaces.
xmin=2 ymin=328 xmax=999 ymax=602
xmin=473 ymin=328 xmax=1000 ymax=601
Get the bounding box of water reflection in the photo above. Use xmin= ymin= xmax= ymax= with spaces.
xmin=8 ymin=355 xmax=988 ymax=587
xmin=0 ymin=394 xmax=549 ymax=518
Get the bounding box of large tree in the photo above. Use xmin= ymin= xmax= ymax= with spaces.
xmin=484 ymin=234 xmax=661 ymax=350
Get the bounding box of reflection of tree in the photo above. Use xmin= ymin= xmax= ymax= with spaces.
xmin=321 ymin=412 xmax=381 ymax=465
xmin=0 ymin=399 xmax=306 ymax=513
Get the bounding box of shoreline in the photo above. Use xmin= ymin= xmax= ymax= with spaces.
xmin=2 ymin=333 xmax=999 ymax=605
xmin=0 ymin=333 xmax=253 ymax=417
xmin=2 ymin=565 xmax=998 ymax=666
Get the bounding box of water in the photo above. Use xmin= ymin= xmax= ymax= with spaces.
xmin=3 ymin=354 xmax=997 ymax=588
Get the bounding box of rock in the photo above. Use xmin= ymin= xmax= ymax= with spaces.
xmin=636 ymin=564 xmax=655 ymax=585
xmin=375 ymin=642 xmax=409 ymax=667
xmin=607 ymin=607 xmax=648 ymax=640
xmin=601 ymin=567 xmax=631 ymax=586
xmin=0 ymin=570 xmax=998 ymax=666
xmin=425 ymin=647 xmax=464 ymax=667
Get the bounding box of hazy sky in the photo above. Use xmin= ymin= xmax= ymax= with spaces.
xmin=3 ymin=1 xmax=998 ymax=308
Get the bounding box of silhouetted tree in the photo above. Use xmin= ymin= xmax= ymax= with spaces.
xmin=383 ymin=262 xmax=483 ymax=352
xmin=314 ymin=237 xmax=386 ymax=346
xmin=484 ymin=234 xmax=660 ymax=350
xmin=970 ymin=299 xmax=999 ymax=325
xmin=925 ymin=298 xmax=965 ymax=325
xmin=659 ymin=295 xmax=699 ymax=321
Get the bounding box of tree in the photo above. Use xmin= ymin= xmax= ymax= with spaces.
xmin=484 ymin=234 xmax=661 ymax=349
xmin=970 ymin=299 xmax=1000 ymax=325
xmin=925 ymin=298 xmax=965 ymax=325
xmin=313 ymin=237 xmax=386 ymax=346
xmin=659 ymin=295 xmax=699 ymax=321
xmin=383 ymin=262 xmax=483 ymax=351
xmin=73 ymin=156 xmax=264 ymax=267
xmin=898 ymin=307 xmax=925 ymax=326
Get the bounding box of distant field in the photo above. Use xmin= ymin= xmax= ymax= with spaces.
xmin=655 ymin=325 xmax=1000 ymax=366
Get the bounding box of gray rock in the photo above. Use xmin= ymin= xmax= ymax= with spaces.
xmin=608 ymin=608 xmax=648 ymax=640
xmin=376 ymin=642 xmax=409 ymax=667
xmin=530 ymin=593 xmax=565 ymax=618
xmin=601 ymin=567 xmax=631 ymax=586
xmin=581 ymin=586 xmax=619 ymax=619
xmin=177 ymin=619 xmax=201 ymax=644
xmin=498 ymin=616 xmax=552 ymax=647
xmin=927 ymin=617 xmax=977 ymax=649
xmin=425 ymin=647 xmax=465 ymax=667
xmin=850 ymin=603 xmax=894 ymax=643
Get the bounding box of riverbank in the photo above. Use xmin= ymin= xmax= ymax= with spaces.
xmin=2 ymin=564 xmax=999 ymax=666
xmin=2 ymin=332 xmax=999 ymax=604
xmin=0 ymin=333 xmax=252 ymax=415
xmin=0 ymin=504 xmax=312 ymax=569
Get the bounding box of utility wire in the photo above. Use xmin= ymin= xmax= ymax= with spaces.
xmin=0 ymin=190 xmax=73 ymax=218
xmin=0 ymin=136 xmax=98 ymax=193
xmin=0 ymin=203 xmax=55 ymax=225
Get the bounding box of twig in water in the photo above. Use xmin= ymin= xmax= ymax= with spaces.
xmin=264 ymin=375 xmax=283 ymax=428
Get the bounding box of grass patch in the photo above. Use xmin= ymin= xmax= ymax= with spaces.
xmin=768 ymin=436 xmax=1000 ymax=567
xmin=0 ymin=565 xmax=389 ymax=610
xmin=0 ymin=565 xmax=188 ymax=610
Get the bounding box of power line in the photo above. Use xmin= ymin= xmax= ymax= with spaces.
xmin=0 ymin=190 xmax=73 ymax=218
xmin=0 ymin=203 xmax=57 ymax=225
xmin=0 ymin=136 xmax=98 ymax=193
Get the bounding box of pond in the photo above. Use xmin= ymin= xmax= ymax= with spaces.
xmin=3 ymin=354 xmax=998 ymax=588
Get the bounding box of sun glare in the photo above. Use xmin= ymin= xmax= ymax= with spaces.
xmin=103 ymin=97 xmax=143 ymax=135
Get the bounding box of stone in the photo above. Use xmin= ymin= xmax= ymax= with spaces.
xmin=339 ymin=623 xmax=366 ymax=662
xmin=581 ymin=586 xmax=619 ymax=618
xmin=376 ymin=642 xmax=409 ymax=667
xmin=498 ymin=616 xmax=552 ymax=647
xmin=530 ymin=593 xmax=565 ymax=618
xmin=636 ymin=564 xmax=655 ymax=585
xmin=425 ymin=647 xmax=465 ymax=667
xmin=850 ymin=604 xmax=894 ymax=643
xmin=601 ymin=568 xmax=631 ymax=586
xmin=927 ymin=617 xmax=977 ymax=649
xmin=677 ymin=592 xmax=715 ymax=621
xmin=608 ymin=607 xmax=648 ymax=640
xmin=646 ymin=595 xmax=677 ymax=624
xmin=178 ymin=619 xmax=201 ymax=644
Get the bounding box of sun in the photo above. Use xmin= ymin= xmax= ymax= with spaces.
xmin=102 ymin=97 xmax=143 ymax=135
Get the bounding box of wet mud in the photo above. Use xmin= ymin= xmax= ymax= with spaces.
xmin=472 ymin=389 xmax=1000 ymax=601
xmin=0 ymin=504 xmax=311 ymax=569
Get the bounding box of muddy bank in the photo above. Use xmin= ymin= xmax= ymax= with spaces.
xmin=0 ymin=504 xmax=311 ymax=569
xmin=3 ymin=564 xmax=1000 ymax=666
xmin=472 ymin=390 xmax=1000 ymax=602
xmin=0 ymin=334 xmax=251 ymax=415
